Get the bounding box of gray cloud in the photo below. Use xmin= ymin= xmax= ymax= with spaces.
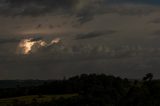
xmin=77 ymin=14 xmax=94 ymax=24
xmin=76 ymin=30 xmax=116 ymax=40
xmin=0 ymin=38 xmax=20 ymax=44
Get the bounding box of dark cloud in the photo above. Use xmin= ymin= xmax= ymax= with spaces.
xmin=2 ymin=0 xmax=77 ymax=16
xmin=0 ymin=1 xmax=94 ymax=26
xmin=0 ymin=0 xmax=157 ymax=24
xmin=0 ymin=0 xmax=158 ymax=17
xmin=106 ymin=7 xmax=156 ymax=16
xmin=106 ymin=0 xmax=160 ymax=5
xmin=30 ymin=37 xmax=44 ymax=42
xmin=77 ymin=13 xmax=94 ymax=24
xmin=0 ymin=38 xmax=20 ymax=44
xmin=76 ymin=30 xmax=116 ymax=40
xmin=1 ymin=0 xmax=159 ymax=17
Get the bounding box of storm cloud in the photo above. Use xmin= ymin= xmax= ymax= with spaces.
xmin=1 ymin=0 xmax=160 ymax=79
xmin=0 ymin=0 xmax=77 ymax=16
xmin=0 ymin=0 xmax=159 ymax=22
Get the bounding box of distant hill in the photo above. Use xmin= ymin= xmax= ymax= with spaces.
xmin=0 ymin=80 xmax=52 ymax=88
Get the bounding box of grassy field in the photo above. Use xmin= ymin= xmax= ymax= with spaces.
xmin=0 ymin=94 xmax=78 ymax=106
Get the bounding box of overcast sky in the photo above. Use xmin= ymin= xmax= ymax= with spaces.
xmin=1 ymin=0 xmax=160 ymax=79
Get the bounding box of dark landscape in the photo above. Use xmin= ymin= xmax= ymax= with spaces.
xmin=0 ymin=73 xmax=159 ymax=106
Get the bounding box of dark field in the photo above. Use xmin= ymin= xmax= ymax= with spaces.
xmin=0 ymin=94 xmax=78 ymax=106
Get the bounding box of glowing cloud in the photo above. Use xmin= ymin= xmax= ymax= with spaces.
xmin=50 ymin=38 xmax=61 ymax=45
xmin=18 ymin=38 xmax=61 ymax=55
xmin=19 ymin=39 xmax=36 ymax=55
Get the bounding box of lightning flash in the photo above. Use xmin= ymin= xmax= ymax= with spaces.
xmin=18 ymin=38 xmax=61 ymax=55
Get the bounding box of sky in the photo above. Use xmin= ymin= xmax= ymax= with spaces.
xmin=1 ymin=0 xmax=160 ymax=79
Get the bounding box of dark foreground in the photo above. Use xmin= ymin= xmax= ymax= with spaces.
xmin=0 ymin=73 xmax=159 ymax=106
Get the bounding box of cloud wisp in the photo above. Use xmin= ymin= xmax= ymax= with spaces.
xmin=76 ymin=31 xmax=116 ymax=40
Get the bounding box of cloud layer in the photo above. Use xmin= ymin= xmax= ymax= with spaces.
xmin=1 ymin=0 xmax=160 ymax=79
